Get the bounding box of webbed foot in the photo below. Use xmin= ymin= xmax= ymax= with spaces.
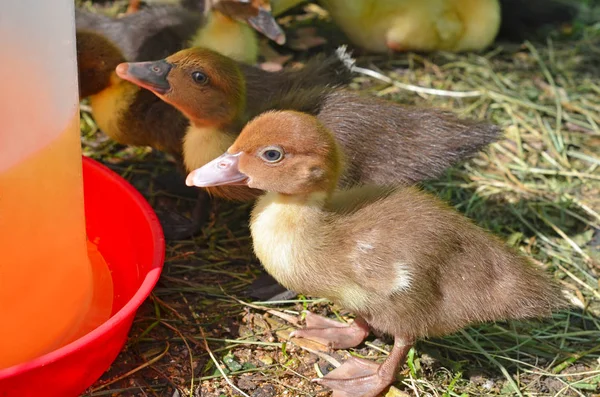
xmin=290 ymin=312 xmax=370 ymax=349
xmin=313 ymin=337 xmax=413 ymax=397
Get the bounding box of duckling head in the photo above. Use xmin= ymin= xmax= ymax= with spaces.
xmin=116 ymin=47 xmax=246 ymax=128
xmin=187 ymin=110 xmax=344 ymax=196
xmin=213 ymin=0 xmax=286 ymax=45
xmin=76 ymin=30 xmax=127 ymax=98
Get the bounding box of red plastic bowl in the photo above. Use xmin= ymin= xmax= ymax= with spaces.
xmin=0 ymin=156 xmax=165 ymax=397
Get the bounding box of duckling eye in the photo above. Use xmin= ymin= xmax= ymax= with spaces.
xmin=259 ymin=147 xmax=284 ymax=163
xmin=191 ymin=71 xmax=208 ymax=84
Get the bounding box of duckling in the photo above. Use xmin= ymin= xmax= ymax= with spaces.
xmin=116 ymin=46 xmax=500 ymax=191
xmin=314 ymin=0 xmax=502 ymax=53
xmin=186 ymin=110 xmax=566 ymax=397
xmin=269 ymin=0 xmax=500 ymax=52
xmin=269 ymin=0 xmax=579 ymax=51
xmin=75 ymin=5 xmax=201 ymax=62
xmin=75 ymin=0 xmax=284 ymax=64
xmin=76 ymin=30 xmax=187 ymax=159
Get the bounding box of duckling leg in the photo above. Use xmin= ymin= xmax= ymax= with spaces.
xmin=313 ymin=336 xmax=413 ymax=397
xmin=290 ymin=312 xmax=370 ymax=349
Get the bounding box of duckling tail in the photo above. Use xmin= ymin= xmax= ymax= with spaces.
xmin=501 ymin=255 xmax=570 ymax=320
xmin=456 ymin=117 xmax=504 ymax=158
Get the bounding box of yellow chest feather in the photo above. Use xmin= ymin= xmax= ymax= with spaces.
xmin=250 ymin=194 xmax=319 ymax=291
xmin=183 ymin=125 xmax=235 ymax=172
xmin=89 ymin=78 xmax=138 ymax=142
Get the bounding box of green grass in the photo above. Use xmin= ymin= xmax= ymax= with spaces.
xmin=79 ymin=6 xmax=599 ymax=397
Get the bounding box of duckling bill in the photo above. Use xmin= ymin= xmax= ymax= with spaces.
xmin=187 ymin=110 xmax=566 ymax=397
xmin=213 ymin=0 xmax=286 ymax=45
xmin=116 ymin=61 xmax=173 ymax=94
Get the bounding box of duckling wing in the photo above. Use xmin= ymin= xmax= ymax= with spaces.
xmin=332 ymin=186 xmax=564 ymax=336
xmin=328 ymin=187 xmax=416 ymax=296
xmin=318 ymin=90 xmax=502 ymax=186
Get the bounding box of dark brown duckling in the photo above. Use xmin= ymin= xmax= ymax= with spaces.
xmin=76 ymin=30 xmax=188 ymax=160
xmin=186 ymin=110 xmax=566 ymax=397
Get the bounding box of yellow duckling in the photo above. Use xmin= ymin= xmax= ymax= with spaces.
xmin=271 ymin=0 xmax=501 ymax=53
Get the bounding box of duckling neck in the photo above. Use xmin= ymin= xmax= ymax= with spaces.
xmin=89 ymin=73 xmax=139 ymax=142
xmin=188 ymin=10 xmax=258 ymax=64
xmin=250 ymin=192 xmax=331 ymax=294
xmin=183 ymin=124 xmax=237 ymax=172
xmin=186 ymin=111 xmax=246 ymax=132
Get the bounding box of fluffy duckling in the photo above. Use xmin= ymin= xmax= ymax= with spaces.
xmin=75 ymin=0 xmax=284 ymax=64
xmin=269 ymin=0 xmax=500 ymax=53
xmin=269 ymin=0 xmax=579 ymax=51
xmin=186 ymin=110 xmax=566 ymax=397
xmin=117 ymin=47 xmax=500 ymax=194
xmin=77 ymin=31 xmax=353 ymax=164
xmin=76 ymin=30 xmax=187 ymax=160
xmin=320 ymin=0 xmax=501 ymax=53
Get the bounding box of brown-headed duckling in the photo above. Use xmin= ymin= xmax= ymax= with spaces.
xmin=186 ymin=110 xmax=566 ymax=397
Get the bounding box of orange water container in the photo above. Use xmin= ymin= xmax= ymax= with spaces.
xmin=0 ymin=0 xmax=113 ymax=369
